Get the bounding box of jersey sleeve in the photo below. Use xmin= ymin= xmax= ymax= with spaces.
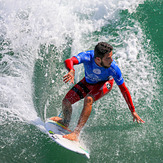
xmin=74 ymin=50 xmax=93 ymax=64
xmin=64 ymin=57 xmax=79 ymax=71
xmin=118 ymin=82 xmax=135 ymax=112
xmin=110 ymin=62 xmax=124 ymax=85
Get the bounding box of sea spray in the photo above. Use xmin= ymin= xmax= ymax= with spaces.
xmin=0 ymin=0 xmax=162 ymax=162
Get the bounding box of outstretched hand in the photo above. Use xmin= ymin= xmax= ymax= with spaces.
xmin=131 ymin=112 xmax=145 ymax=123
xmin=131 ymin=111 xmax=145 ymax=123
xmin=63 ymin=69 xmax=75 ymax=84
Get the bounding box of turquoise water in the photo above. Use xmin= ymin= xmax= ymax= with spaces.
xmin=0 ymin=0 xmax=162 ymax=162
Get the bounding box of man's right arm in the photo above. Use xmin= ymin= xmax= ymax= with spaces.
xmin=64 ymin=57 xmax=79 ymax=71
xmin=63 ymin=57 xmax=79 ymax=84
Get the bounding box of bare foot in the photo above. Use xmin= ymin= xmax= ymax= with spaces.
xmin=63 ymin=132 xmax=79 ymax=141
xmin=50 ymin=117 xmax=68 ymax=127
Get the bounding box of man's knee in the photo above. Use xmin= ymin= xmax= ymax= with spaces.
xmin=84 ymin=95 xmax=94 ymax=105
xmin=62 ymin=98 xmax=71 ymax=107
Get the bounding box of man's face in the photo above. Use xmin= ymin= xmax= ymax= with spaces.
xmin=100 ymin=51 xmax=113 ymax=68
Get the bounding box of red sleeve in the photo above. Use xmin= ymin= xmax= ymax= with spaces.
xmin=118 ymin=82 xmax=135 ymax=112
xmin=64 ymin=56 xmax=79 ymax=71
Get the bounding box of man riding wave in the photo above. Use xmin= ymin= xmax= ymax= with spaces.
xmin=51 ymin=42 xmax=145 ymax=141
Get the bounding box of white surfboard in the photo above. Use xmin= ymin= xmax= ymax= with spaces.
xmin=45 ymin=119 xmax=90 ymax=159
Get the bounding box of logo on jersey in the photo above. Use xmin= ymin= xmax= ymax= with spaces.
xmin=85 ymin=56 xmax=90 ymax=60
xmin=86 ymin=74 xmax=100 ymax=82
xmin=106 ymin=82 xmax=111 ymax=90
xmin=93 ymin=69 xmax=101 ymax=74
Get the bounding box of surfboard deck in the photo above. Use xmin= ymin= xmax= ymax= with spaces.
xmin=45 ymin=118 xmax=90 ymax=159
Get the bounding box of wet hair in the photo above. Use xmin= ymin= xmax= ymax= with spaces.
xmin=94 ymin=42 xmax=113 ymax=59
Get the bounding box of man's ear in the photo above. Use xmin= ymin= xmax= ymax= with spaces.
xmin=95 ymin=57 xmax=101 ymax=62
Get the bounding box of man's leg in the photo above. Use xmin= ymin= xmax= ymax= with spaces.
xmin=62 ymin=98 xmax=72 ymax=126
xmin=63 ymin=95 xmax=93 ymax=141
xmin=63 ymin=79 xmax=114 ymax=141
xmin=50 ymin=77 xmax=88 ymax=127
xmin=50 ymin=98 xmax=72 ymax=127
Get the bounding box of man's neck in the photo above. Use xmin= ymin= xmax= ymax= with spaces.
xmin=94 ymin=58 xmax=102 ymax=67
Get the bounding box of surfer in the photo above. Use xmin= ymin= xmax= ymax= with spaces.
xmin=51 ymin=42 xmax=145 ymax=141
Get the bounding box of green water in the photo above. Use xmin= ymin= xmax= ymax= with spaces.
xmin=0 ymin=0 xmax=162 ymax=162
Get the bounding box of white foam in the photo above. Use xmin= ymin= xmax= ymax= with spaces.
xmin=1 ymin=0 xmax=157 ymax=131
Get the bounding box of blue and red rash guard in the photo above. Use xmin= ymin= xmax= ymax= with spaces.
xmin=64 ymin=50 xmax=135 ymax=112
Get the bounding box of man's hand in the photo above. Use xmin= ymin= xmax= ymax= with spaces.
xmin=63 ymin=69 xmax=75 ymax=84
xmin=131 ymin=111 xmax=145 ymax=123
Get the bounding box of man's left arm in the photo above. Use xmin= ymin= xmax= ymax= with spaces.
xmin=118 ymin=82 xmax=145 ymax=123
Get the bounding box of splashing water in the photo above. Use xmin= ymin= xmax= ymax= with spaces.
xmin=0 ymin=0 xmax=162 ymax=162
